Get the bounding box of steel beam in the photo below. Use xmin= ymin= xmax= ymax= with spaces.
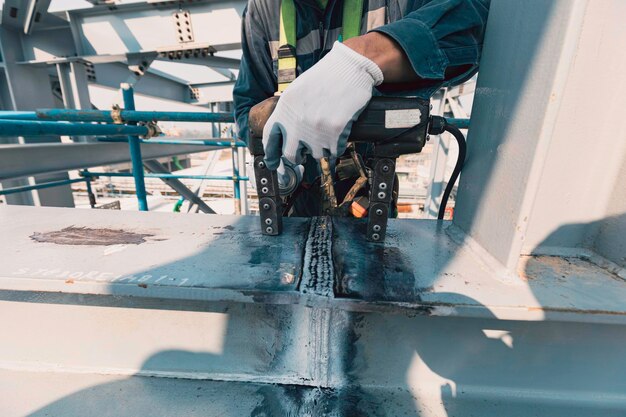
xmin=68 ymin=1 xmax=244 ymax=58
xmin=0 ymin=142 xmax=228 ymax=181
xmin=93 ymin=62 xmax=189 ymax=102
xmin=189 ymin=81 xmax=236 ymax=104
xmin=0 ymin=25 xmax=74 ymax=207
xmin=55 ymin=62 xmax=92 ymax=112
xmin=1 ymin=0 xmax=53 ymax=34
xmin=155 ymin=54 xmax=240 ymax=69
xmin=454 ymin=0 xmax=626 ymax=271
xmin=0 ymin=206 xmax=624 ymax=416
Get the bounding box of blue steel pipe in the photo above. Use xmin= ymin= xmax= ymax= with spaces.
xmin=0 ymin=119 xmax=150 ymax=137
xmin=0 ymin=177 xmax=87 ymax=196
xmin=231 ymin=145 xmax=241 ymax=214
xmin=0 ymin=110 xmax=470 ymax=131
xmin=0 ymin=111 xmax=39 ymax=120
xmin=34 ymin=109 xmax=234 ymax=124
xmin=97 ymin=137 xmax=247 ymax=147
xmin=122 ymin=84 xmax=149 ymax=212
xmin=0 ymin=110 xmax=234 ymax=123
xmin=81 ymin=171 xmax=249 ymax=181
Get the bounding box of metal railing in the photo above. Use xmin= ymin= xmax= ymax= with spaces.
xmin=0 ymin=86 xmax=472 ymax=214
xmin=0 ymin=84 xmax=246 ymax=213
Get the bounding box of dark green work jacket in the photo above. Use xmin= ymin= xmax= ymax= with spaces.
xmin=233 ymin=0 xmax=490 ymax=215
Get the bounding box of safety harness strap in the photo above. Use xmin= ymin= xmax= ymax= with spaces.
xmin=277 ymin=0 xmax=363 ymax=93
xmin=341 ymin=0 xmax=364 ymax=41
xmin=277 ymin=0 xmax=297 ymax=93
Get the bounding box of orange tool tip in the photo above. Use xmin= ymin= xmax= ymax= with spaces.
xmin=350 ymin=197 xmax=369 ymax=218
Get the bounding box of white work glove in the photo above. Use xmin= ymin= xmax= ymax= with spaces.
xmin=262 ymin=41 xmax=384 ymax=170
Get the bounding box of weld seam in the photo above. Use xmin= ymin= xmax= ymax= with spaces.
xmin=300 ymin=216 xmax=334 ymax=297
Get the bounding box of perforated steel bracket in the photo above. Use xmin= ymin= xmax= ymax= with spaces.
xmin=253 ymin=156 xmax=283 ymax=236
xmin=173 ymin=10 xmax=194 ymax=43
xmin=366 ymin=158 xmax=396 ymax=242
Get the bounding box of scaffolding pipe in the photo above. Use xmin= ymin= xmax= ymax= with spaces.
xmin=231 ymin=144 xmax=241 ymax=215
xmin=239 ymin=149 xmax=249 ymax=215
xmin=35 ymin=109 xmax=234 ymax=123
xmin=97 ymin=137 xmax=247 ymax=147
xmin=81 ymin=172 xmax=249 ymax=181
xmin=0 ymin=119 xmax=150 ymax=137
xmin=122 ymin=84 xmax=149 ymax=211
xmin=142 ymin=160 xmax=216 ymax=214
xmin=0 ymin=178 xmax=87 ymax=196
xmin=0 ymin=110 xmax=233 ymax=123
xmin=84 ymin=173 xmax=96 ymax=208
xmin=0 ymin=111 xmax=39 ymax=120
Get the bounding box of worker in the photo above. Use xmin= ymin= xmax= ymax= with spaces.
xmin=234 ymin=0 xmax=490 ymax=216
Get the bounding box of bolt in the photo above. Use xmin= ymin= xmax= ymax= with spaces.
xmin=375 ymin=208 xmax=383 ymax=216
xmin=260 ymin=178 xmax=268 ymax=185
xmin=382 ymin=165 xmax=390 ymax=173
xmin=379 ymin=182 xmax=387 ymax=190
xmin=266 ymin=226 xmax=274 ymax=234
xmin=265 ymin=218 xmax=273 ymax=225
xmin=258 ymin=161 xmax=266 ymax=168
xmin=262 ymin=203 xmax=270 ymax=210
xmin=371 ymin=233 xmax=380 ymax=241
xmin=373 ymin=225 xmax=381 ymax=232
xmin=261 ymin=187 xmax=269 ymax=194
xmin=378 ymin=191 xmax=386 ymax=199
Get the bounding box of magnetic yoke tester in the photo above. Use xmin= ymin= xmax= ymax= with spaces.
xmin=248 ymin=96 xmax=467 ymax=242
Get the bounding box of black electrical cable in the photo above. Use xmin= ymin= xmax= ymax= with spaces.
xmin=438 ymin=123 xmax=467 ymax=220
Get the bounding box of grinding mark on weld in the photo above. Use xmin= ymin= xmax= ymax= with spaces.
xmin=300 ymin=217 xmax=334 ymax=297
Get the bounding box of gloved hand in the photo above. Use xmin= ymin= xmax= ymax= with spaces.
xmin=262 ymin=41 xmax=384 ymax=170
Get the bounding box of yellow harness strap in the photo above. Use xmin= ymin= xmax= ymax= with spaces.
xmin=277 ymin=0 xmax=363 ymax=94
xmin=277 ymin=0 xmax=297 ymax=94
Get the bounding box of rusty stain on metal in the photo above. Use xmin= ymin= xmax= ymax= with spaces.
xmin=30 ymin=226 xmax=155 ymax=246
xmin=519 ymin=255 xmax=626 ymax=283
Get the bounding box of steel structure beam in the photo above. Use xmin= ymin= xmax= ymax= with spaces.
xmin=0 ymin=25 xmax=74 ymax=207
xmin=92 ymin=62 xmax=189 ymax=102
xmin=67 ymin=1 xmax=244 ymax=58
xmin=155 ymin=54 xmax=240 ymax=69
xmin=0 ymin=206 xmax=624 ymax=416
xmin=1 ymin=0 xmax=53 ymax=34
xmin=454 ymin=0 xmax=626 ymax=271
xmin=0 ymin=142 xmax=228 ymax=181
xmin=189 ymin=81 xmax=236 ymax=104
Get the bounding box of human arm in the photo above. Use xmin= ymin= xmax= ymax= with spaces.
xmin=233 ymin=1 xmax=276 ymax=143
xmin=262 ymin=0 xmax=490 ymax=169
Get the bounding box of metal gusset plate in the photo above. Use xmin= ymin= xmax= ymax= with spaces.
xmin=253 ymin=156 xmax=282 ymax=236
xmin=366 ymin=158 xmax=396 ymax=242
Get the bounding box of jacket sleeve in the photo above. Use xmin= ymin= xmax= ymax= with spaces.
xmin=233 ymin=0 xmax=277 ymax=143
xmin=371 ymin=0 xmax=490 ymax=85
